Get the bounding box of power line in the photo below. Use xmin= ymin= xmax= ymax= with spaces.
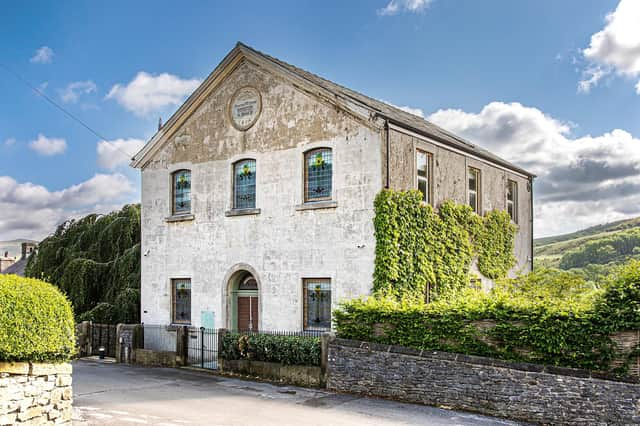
xmin=0 ymin=62 xmax=135 ymax=162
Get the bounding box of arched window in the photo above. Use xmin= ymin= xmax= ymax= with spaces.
xmin=304 ymin=148 xmax=332 ymax=202
xmin=233 ymin=159 xmax=256 ymax=209
xmin=172 ymin=169 xmax=191 ymax=215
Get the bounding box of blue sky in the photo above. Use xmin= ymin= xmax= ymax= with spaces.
xmin=1 ymin=0 xmax=639 ymax=239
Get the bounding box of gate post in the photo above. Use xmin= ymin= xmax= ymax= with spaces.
xmin=200 ymin=327 xmax=205 ymax=369
xmin=176 ymin=326 xmax=189 ymax=366
xmin=320 ymin=332 xmax=333 ymax=387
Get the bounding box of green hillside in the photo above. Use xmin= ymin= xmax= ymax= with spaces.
xmin=534 ymin=216 xmax=640 ymax=281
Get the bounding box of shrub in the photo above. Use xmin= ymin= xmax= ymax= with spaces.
xmin=220 ymin=333 xmax=321 ymax=366
xmin=334 ymin=266 xmax=639 ymax=373
xmin=0 ymin=274 xmax=75 ymax=362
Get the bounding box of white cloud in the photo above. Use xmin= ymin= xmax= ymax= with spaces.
xmin=378 ymin=0 xmax=432 ymax=16
xmin=28 ymin=134 xmax=67 ymax=156
xmin=106 ymin=72 xmax=201 ymax=116
xmin=3 ymin=138 xmax=16 ymax=147
xmin=59 ymin=80 xmax=97 ymax=103
xmin=380 ymin=99 xmax=424 ymax=117
xmin=579 ymin=0 xmax=640 ymax=93
xmin=96 ymin=138 xmax=145 ymax=170
xmin=30 ymin=46 xmax=54 ymax=64
xmin=577 ymin=66 xmax=609 ymax=93
xmin=0 ymin=173 xmax=135 ymax=240
xmin=428 ymin=101 xmax=640 ymax=237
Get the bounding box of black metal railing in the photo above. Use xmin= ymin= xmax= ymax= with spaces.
xmin=229 ymin=329 xmax=326 ymax=338
xmin=139 ymin=325 xmax=328 ymax=371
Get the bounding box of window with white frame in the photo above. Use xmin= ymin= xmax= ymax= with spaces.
xmin=468 ymin=167 xmax=480 ymax=214
xmin=507 ymin=179 xmax=518 ymax=223
xmin=416 ymin=150 xmax=432 ymax=204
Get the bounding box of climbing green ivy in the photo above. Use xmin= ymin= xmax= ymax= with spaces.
xmin=373 ymin=189 xmax=516 ymax=301
xmin=25 ymin=204 xmax=141 ymax=324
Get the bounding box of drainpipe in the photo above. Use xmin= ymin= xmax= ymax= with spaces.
xmin=529 ymin=176 xmax=534 ymax=271
xmin=384 ymin=120 xmax=390 ymax=189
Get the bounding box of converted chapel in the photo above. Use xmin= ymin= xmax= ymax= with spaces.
xmin=131 ymin=43 xmax=534 ymax=331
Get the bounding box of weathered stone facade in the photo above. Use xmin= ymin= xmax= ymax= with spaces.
xmin=327 ymin=338 xmax=640 ymax=425
xmin=387 ymin=128 xmax=533 ymax=284
xmin=0 ymin=362 xmax=72 ymax=425
xmin=133 ymin=43 xmax=534 ymax=330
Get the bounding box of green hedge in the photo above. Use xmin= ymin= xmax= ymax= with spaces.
xmin=220 ymin=333 xmax=321 ymax=366
xmin=335 ymin=264 xmax=640 ymax=374
xmin=0 ymin=275 xmax=75 ymax=362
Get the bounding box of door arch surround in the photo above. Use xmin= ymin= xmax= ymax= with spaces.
xmin=222 ymin=263 xmax=262 ymax=331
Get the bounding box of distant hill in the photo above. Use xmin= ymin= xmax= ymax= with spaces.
xmin=0 ymin=239 xmax=39 ymax=258
xmin=534 ymin=217 xmax=640 ymax=280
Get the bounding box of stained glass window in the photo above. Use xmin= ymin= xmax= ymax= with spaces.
xmin=507 ymin=180 xmax=518 ymax=223
xmin=304 ymin=149 xmax=332 ymax=202
xmin=172 ymin=170 xmax=191 ymax=215
xmin=417 ymin=150 xmax=432 ymax=204
xmin=234 ymin=159 xmax=256 ymax=209
xmin=172 ymin=278 xmax=191 ymax=324
xmin=303 ymin=279 xmax=331 ymax=330
xmin=468 ymin=167 xmax=480 ymax=213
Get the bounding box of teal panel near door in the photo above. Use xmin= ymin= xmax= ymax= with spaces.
xmin=201 ymin=310 xmax=215 ymax=329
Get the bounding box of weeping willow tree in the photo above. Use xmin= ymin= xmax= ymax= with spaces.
xmin=25 ymin=204 xmax=141 ymax=324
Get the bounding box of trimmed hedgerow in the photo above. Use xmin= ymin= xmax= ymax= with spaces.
xmin=336 ymin=262 xmax=640 ymax=375
xmin=0 ymin=274 xmax=75 ymax=362
xmin=220 ymin=333 xmax=321 ymax=366
xmin=373 ymin=190 xmax=516 ymax=301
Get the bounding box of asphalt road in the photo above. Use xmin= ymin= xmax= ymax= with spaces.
xmin=72 ymin=359 xmax=520 ymax=426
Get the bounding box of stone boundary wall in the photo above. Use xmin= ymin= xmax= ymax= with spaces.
xmin=0 ymin=362 xmax=72 ymax=425
xmin=327 ymin=338 xmax=640 ymax=425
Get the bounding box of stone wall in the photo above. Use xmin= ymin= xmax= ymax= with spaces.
xmin=0 ymin=362 xmax=72 ymax=425
xmin=327 ymin=338 xmax=640 ymax=425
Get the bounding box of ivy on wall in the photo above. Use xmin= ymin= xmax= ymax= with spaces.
xmin=373 ymin=189 xmax=516 ymax=301
xmin=25 ymin=204 xmax=141 ymax=324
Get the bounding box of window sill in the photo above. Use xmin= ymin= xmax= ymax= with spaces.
xmin=295 ymin=201 xmax=338 ymax=211
xmin=225 ymin=208 xmax=261 ymax=217
xmin=165 ymin=214 xmax=195 ymax=223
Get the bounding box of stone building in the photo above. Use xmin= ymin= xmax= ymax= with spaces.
xmin=132 ymin=43 xmax=534 ymax=331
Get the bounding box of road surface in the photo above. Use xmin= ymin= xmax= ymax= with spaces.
xmin=72 ymin=359 xmax=520 ymax=426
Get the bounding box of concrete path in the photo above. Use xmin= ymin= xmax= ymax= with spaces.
xmin=72 ymin=359 xmax=520 ymax=426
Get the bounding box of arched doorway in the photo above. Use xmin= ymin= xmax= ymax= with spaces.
xmin=228 ymin=271 xmax=259 ymax=331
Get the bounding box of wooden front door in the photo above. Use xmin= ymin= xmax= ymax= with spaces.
xmin=237 ymin=296 xmax=258 ymax=331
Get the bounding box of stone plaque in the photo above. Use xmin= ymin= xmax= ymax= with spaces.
xmin=229 ymin=86 xmax=262 ymax=130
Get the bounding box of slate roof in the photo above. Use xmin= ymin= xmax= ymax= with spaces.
xmin=237 ymin=42 xmax=534 ymax=178
xmin=1 ymin=257 xmax=27 ymax=276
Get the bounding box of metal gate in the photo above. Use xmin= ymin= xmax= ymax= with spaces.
xmin=91 ymin=323 xmax=117 ymax=357
xmin=186 ymin=327 xmax=218 ymax=369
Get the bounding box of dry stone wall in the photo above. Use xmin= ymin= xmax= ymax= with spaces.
xmin=327 ymin=338 xmax=640 ymax=425
xmin=0 ymin=362 xmax=72 ymax=425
